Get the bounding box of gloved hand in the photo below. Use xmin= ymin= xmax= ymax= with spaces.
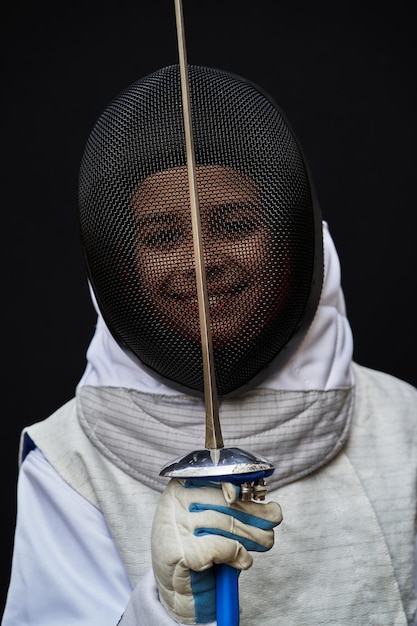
xmin=151 ymin=478 xmax=283 ymax=624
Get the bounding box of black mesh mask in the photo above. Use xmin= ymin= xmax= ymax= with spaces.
xmin=78 ymin=64 xmax=324 ymax=397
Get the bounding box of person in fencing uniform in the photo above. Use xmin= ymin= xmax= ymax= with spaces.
xmin=2 ymin=65 xmax=417 ymax=626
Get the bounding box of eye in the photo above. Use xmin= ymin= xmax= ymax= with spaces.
xmin=138 ymin=214 xmax=184 ymax=248
xmin=210 ymin=204 xmax=259 ymax=237
xmin=143 ymin=227 xmax=183 ymax=248
xmin=221 ymin=218 xmax=258 ymax=234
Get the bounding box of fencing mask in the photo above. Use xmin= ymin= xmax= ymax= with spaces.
xmin=78 ymin=64 xmax=324 ymax=397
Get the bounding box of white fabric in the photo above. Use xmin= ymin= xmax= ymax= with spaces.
xmin=0 ymin=449 xmax=213 ymax=626
xmin=78 ymin=222 xmax=354 ymax=394
xmin=4 ymin=420 xmax=417 ymax=626
xmin=76 ymin=384 xmax=353 ymax=494
xmin=119 ymin=569 xmax=202 ymax=626
xmin=3 ymin=218 xmax=417 ymax=626
xmin=2 ymin=448 xmax=132 ymax=626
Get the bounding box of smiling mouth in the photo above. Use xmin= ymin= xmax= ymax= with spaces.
xmin=168 ymin=283 xmax=248 ymax=306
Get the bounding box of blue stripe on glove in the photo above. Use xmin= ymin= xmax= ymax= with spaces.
xmin=190 ymin=569 xmax=218 ymax=623
xmin=189 ymin=502 xmax=278 ymax=532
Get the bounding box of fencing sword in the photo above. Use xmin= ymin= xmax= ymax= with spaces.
xmin=159 ymin=2 xmax=275 ymax=624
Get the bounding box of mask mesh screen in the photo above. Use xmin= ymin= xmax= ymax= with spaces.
xmin=79 ymin=65 xmax=322 ymax=396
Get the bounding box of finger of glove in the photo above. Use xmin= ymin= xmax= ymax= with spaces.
xmin=183 ymin=533 xmax=253 ymax=571
xmin=171 ymin=479 xmax=283 ymax=526
xmin=184 ymin=480 xmax=240 ymax=504
xmin=185 ymin=480 xmax=280 ymax=515
xmin=186 ymin=508 xmax=276 ymax=551
xmin=222 ymin=482 xmax=241 ymax=504
xmin=190 ymin=500 xmax=282 ymax=530
xmin=197 ymin=502 xmax=282 ymax=530
xmin=160 ymin=480 xmax=281 ymax=547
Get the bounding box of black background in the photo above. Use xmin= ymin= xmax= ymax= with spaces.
xmin=2 ymin=0 xmax=416 ymax=614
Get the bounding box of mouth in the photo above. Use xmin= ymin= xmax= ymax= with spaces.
xmin=168 ymin=283 xmax=248 ymax=308
xmin=154 ymin=278 xmax=265 ymax=346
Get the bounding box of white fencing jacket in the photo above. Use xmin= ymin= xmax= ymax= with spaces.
xmin=3 ymin=223 xmax=417 ymax=625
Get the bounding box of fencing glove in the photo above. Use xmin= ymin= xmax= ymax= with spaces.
xmin=151 ymin=478 xmax=282 ymax=624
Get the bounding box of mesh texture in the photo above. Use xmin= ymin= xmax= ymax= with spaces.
xmin=79 ymin=65 xmax=323 ymax=396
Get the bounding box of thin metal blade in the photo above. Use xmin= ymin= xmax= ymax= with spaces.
xmin=174 ymin=0 xmax=224 ymax=454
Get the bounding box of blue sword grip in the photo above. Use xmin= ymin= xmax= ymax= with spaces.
xmin=215 ymin=563 xmax=240 ymax=626
xmin=188 ymin=468 xmax=274 ymax=625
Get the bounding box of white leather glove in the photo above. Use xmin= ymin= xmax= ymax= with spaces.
xmin=151 ymin=478 xmax=283 ymax=624
xmin=117 ymin=569 xmax=193 ymax=626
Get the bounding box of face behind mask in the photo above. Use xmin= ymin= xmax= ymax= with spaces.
xmin=78 ymin=64 xmax=323 ymax=397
